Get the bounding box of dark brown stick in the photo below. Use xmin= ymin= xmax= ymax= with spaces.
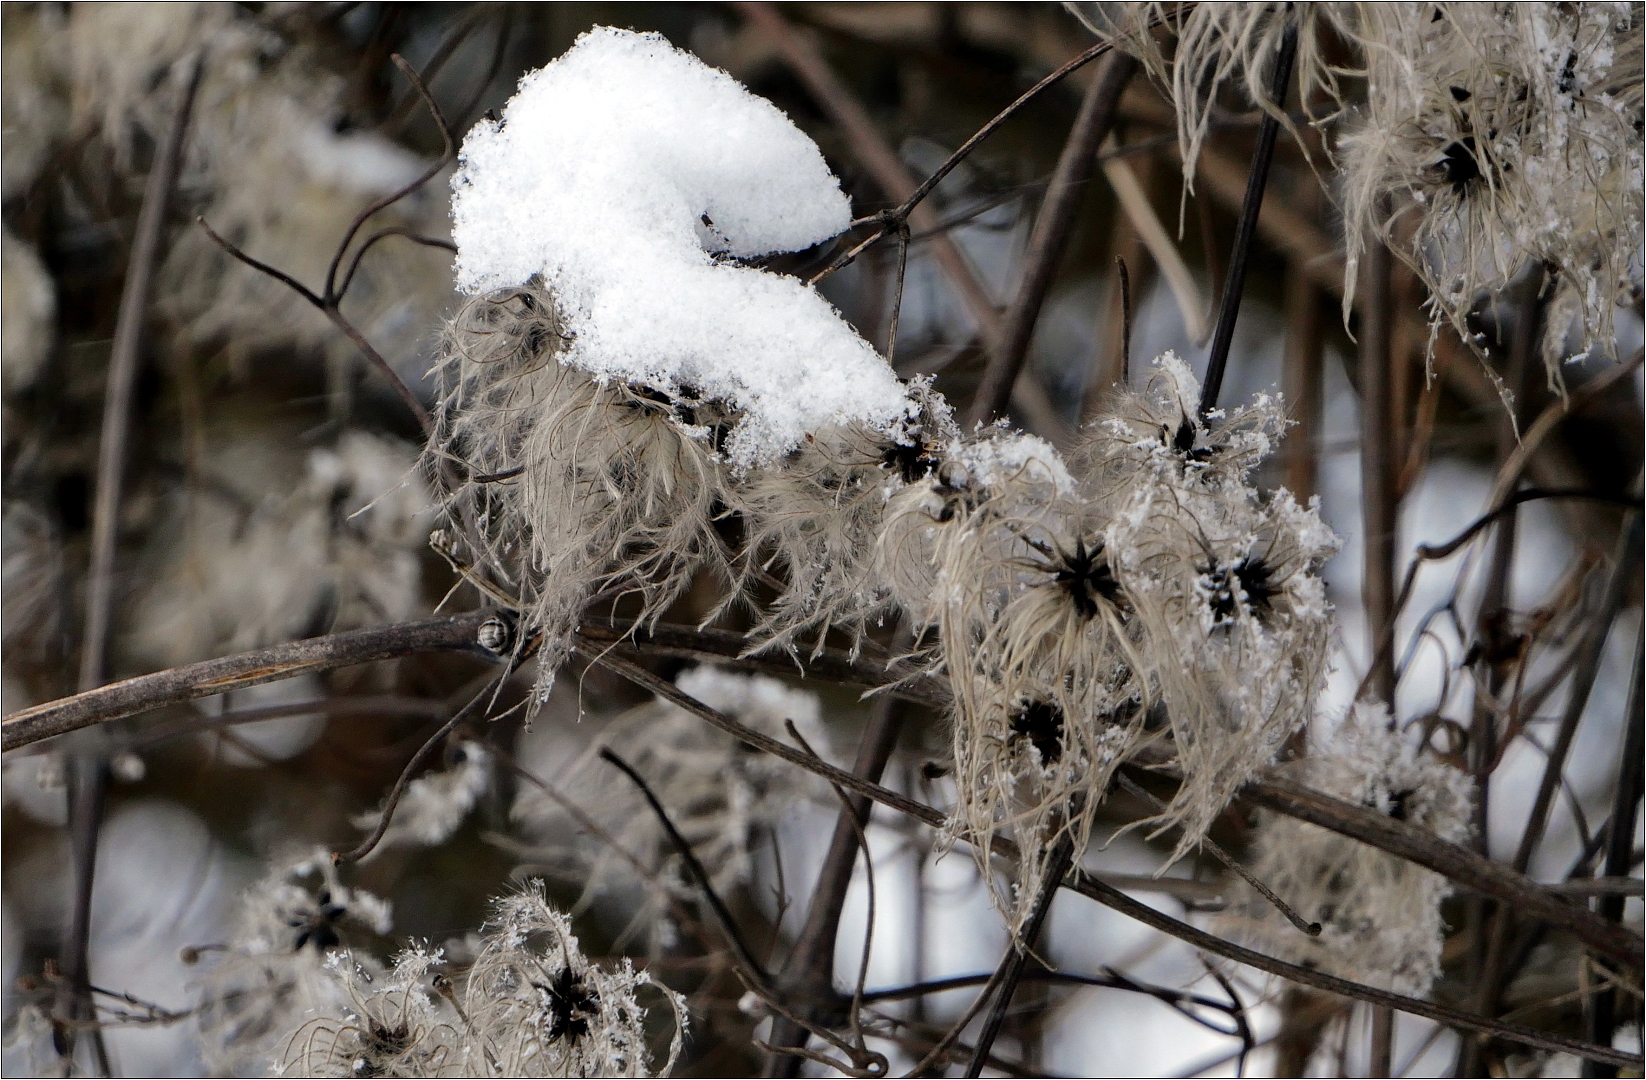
xmin=1513 ymin=512 xmax=1642 ymax=872
xmin=64 ymin=56 xmax=203 ymax=1076
xmin=764 ymin=692 xmax=903 ymax=1075
xmin=1061 ymin=869 xmax=1641 ymax=1069
xmin=963 ymin=834 xmax=1076 ymax=1077
xmin=3 ymin=614 xmax=493 ymax=751
xmin=10 ymin=612 xmax=1640 ymax=966
xmin=966 ymin=51 xmax=1137 ymax=426
xmin=80 ymin=53 xmax=203 ymax=692
xmin=1356 ymin=215 xmax=1399 ymax=1078
xmin=599 ymin=747 xmax=772 ymax=989
xmin=1585 ymin=629 xmax=1644 ymax=1078
xmin=1243 ymin=776 xmax=1643 ymax=967
xmin=1197 ymin=19 xmax=1297 ymax=415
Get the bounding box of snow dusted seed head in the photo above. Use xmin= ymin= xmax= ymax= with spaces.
xmin=463 ymin=885 xmax=686 ymax=1078
xmin=1338 ymin=3 xmax=1643 ymax=380
xmin=1218 ymin=705 xmax=1474 ymax=996
xmin=877 ymin=427 xmax=1077 ymax=628
xmin=430 ymin=285 xmax=735 ymax=699
xmin=734 ymin=377 xmax=960 ymax=656
xmin=1076 ymin=351 xmax=1287 ymax=494
xmin=450 ymin=26 xmax=912 ymax=468
xmin=277 ymin=946 xmax=463 ymax=1079
xmin=352 ymin=742 xmax=492 ymax=858
xmin=195 ymin=851 xmax=394 ymax=1074
xmin=1090 ymin=355 xmax=1335 ymax=861
xmin=513 ymin=668 xmax=826 ymax=950
xmin=236 ymin=849 xmax=393 ymax=958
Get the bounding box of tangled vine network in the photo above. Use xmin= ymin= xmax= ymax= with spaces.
xmin=1 ymin=3 xmax=1641 ymax=1078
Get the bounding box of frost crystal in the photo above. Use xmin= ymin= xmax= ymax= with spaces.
xmin=449 ymin=27 xmax=910 ymax=468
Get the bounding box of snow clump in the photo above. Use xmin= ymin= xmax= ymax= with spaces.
xmin=450 ymin=27 xmax=910 ymax=469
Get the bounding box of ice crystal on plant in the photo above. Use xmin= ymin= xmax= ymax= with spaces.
xmin=1219 ymin=705 xmax=1474 ymax=996
xmin=460 ymin=885 xmax=686 ymax=1077
xmin=1093 ymin=356 xmax=1336 ymax=861
xmin=276 ymin=947 xmax=462 ymax=1079
xmin=194 ymin=851 xmax=394 ymax=1076
xmin=1338 ymin=2 xmax=1643 ymax=384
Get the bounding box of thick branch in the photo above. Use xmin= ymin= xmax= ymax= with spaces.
xmin=3 ymin=614 xmax=492 ymax=751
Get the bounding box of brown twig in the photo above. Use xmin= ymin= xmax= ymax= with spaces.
xmin=9 ymin=607 xmax=1639 ymax=968
xmin=966 ymin=51 xmax=1137 ymax=427
xmin=333 ymin=663 xmax=516 ymax=864
xmin=764 ymin=691 xmax=904 ymax=1075
xmin=963 ymin=833 xmax=1076 ymax=1076
xmin=1197 ymin=18 xmax=1298 ymax=415
xmin=2 ymin=614 xmax=494 ymax=751
xmin=198 ymin=53 xmax=455 ymax=435
xmin=1357 ymin=221 xmax=1397 ymax=717
xmin=1587 ymin=629 xmax=1644 ymax=1077
xmin=1062 ymin=869 xmax=1641 ymax=1069
xmin=63 ymin=54 xmax=203 ymax=1076
xmin=598 ymin=747 xmax=772 ymax=989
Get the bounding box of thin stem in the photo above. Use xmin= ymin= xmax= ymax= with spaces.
xmin=1063 ymin=869 xmax=1641 ymax=1069
xmin=333 ymin=669 xmax=511 ymax=864
xmin=885 ymin=228 xmax=910 ymax=370
xmin=3 ymin=613 xmax=494 ymax=751
xmin=1357 ymin=489 xmax=1643 ymax=705
xmin=964 ymin=833 xmax=1076 ymax=1076
xmin=598 ymin=747 xmax=771 ymax=989
xmin=1585 ymin=627 xmax=1644 ymax=1079
xmin=1512 ymin=512 xmax=1642 ymax=872
xmin=1118 ymin=772 xmax=1319 ymax=936
xmin=81 ymin=53 xmax=203 ymax=692
xmin=1197 ymin=18 xmax=1298 ymax=416
xmin=335 ymin=227 xmax=456 ymax=303
xmin=763 ymin=687 xmax=903 ymax=1076
xmin=66 ymin=55 xmax=202 ymax=1075
xmin=323 ymin=55 xmax=454 ymax=301
xmin=1116 ymin=254 xmax=1133 ymax=387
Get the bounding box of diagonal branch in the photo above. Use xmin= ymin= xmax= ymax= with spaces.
xmin=968 ymin=52 xmax=1137 ymax=427
xmin=1197 ymin=18 xmax=1298 ymax=415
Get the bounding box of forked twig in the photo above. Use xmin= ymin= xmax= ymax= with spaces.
xmin=197 ymin=54 xmax=457 ymax=435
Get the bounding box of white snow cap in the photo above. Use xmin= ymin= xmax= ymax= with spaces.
xmin=451 ymin=27 xmax=911 ymax=467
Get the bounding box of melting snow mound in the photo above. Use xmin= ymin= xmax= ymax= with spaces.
xmin=451 ymin=26 xmax=910 ymax=468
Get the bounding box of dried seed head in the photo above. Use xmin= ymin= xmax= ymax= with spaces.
xmin=1217 ymin=705 xmax=1474 ymax=996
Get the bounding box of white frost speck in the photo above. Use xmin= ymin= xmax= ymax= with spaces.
xmin=450 ymin=27 xmax=910 ymax=468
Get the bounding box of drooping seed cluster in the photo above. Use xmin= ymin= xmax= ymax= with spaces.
xmin=1075 ymin=2 xmax=1643 ymax=386
xmin=430 ymin=294 xmax=1340 ymax=923
xmin=1217 ymin=705 xmax=1475 ymax=996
